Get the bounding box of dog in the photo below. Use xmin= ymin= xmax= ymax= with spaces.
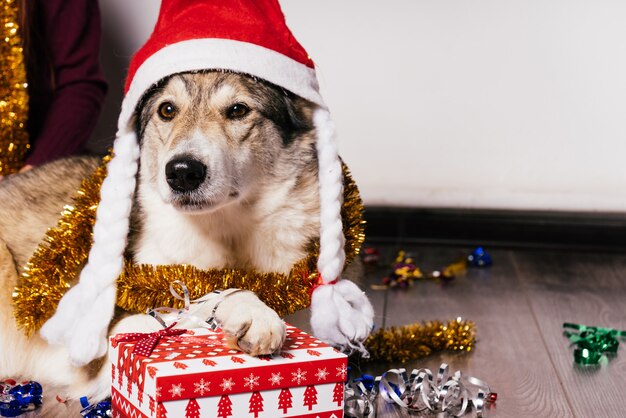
xmin=0 ymin=71 xmax=327 ymax=414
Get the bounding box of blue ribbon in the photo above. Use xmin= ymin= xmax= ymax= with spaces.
xmin=353 ymin=374 xmax=376 ymax=392
xmin=79 ymin=396 xmax=111 ymax=417
xmin=0 ymin=380 xmax=42 ymax=417
xmin=467 ymin=247 xmax=492 ymax=267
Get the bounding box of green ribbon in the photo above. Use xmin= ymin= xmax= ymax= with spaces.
xmin=563 ymin=323 xmax=626 ymax=365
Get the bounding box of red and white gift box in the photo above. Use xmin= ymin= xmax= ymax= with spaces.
xmin=109 ymin=325 xmax=347 ymax=418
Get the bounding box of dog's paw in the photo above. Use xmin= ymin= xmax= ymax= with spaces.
xmin=215 ymin=291 xmax=286 ymax=356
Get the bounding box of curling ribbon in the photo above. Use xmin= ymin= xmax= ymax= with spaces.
xmin=563 ymin=322 xmax=626 ymax=365
xmin=146 ymin=280 xmax=223 ymax=330
xmin=79 ymin=396 xmax=111 ymax=417
xmin=0 ymin=380 xmax=42 ymax=417
xmin=344 ymin=364 xmax=496 ymax=418
xmin=112 ymin=324 xmax=186 ymax=356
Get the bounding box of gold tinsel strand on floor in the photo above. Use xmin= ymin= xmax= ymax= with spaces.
xmin=13 ymin=156 xmax=365 ymax=334
xmin=0 ymin=0 xmax=29 ymax=174
xmin=364 ymin=318 xmax=476 ymax=363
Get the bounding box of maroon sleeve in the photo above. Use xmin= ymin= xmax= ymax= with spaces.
xmin=25 ymin=0 xmax=107 ymax=166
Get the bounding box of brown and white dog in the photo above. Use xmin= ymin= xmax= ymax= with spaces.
xmin=0 ymin=72 xmax=337 ymax=415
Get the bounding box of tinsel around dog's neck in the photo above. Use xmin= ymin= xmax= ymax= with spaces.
xmin=12 ymin=155 xmax=365 ymax=336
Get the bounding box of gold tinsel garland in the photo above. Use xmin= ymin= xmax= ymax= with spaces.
xmin=13 ymin=155 xmax=111 ymax=334
xmin=364 ymin=318 xmax=476 ymax=363
xmin=0 ymin=0 xmax=29 ymax=174
xmin=13 ymin=156 xmax=365 ymax=335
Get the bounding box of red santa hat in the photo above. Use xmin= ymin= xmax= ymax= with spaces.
xmin=41 ymin=0 xmax=373 ymax=365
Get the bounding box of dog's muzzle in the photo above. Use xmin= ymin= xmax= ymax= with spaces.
xmin=165 ymin=157 xmax=207 ymax=193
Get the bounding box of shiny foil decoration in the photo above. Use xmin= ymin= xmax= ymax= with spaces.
xmin=344 ymin=363 xmax=495 ymax=418
xmin=0 ymin=379 xmax=43 ymax=417
xmin=117 ymin=256 xmax=320 ymax=319
xmin=563 ymin=322 xmax=626 ymax=365
xmin=79 ymin=396 xmax=111 ymax=418
xmin=13 ymin=156 xmax=365 ymax=334
xmin=364 ymin=318 xmax=476 ymax=363
xmin=467 ymin=247 xmax=492 ymax=267
xmin=382 ymin=248 xmax=492 ymax=289
xmin=0 ymin=0 xmax=29 ymax=175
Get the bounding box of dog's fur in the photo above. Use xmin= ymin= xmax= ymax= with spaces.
xmin=0 ymin=72 xmax=326 ymax=412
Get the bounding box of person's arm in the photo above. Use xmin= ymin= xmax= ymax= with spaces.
xmin=25 ymin=0 xmax=107 ymax=166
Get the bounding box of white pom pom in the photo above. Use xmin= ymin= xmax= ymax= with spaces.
xmin=66 ymin=284 xmax=116 ymax=366
xmin=310 ymin=280 xmax=374 ymax=356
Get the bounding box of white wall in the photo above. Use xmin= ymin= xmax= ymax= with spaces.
xmin=97 ymin=0 xmax=626 ymax=212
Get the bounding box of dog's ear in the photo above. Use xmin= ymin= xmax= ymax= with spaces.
xmin=282 ymin=94 xmax=315 ymax=143
xmin=243 ymin=75 xmax=314 ymax=145
xmin=268 ymin=90 xmax=315 ymax=146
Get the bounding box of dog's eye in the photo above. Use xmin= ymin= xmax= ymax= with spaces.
xmin=226 ymin=103 xmax=250 ymax=119
xmin=158 ymin=102 xmax=177 ymax=120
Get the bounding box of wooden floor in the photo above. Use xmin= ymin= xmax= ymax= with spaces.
xmin=287 ymin=244 xmax=626 ymax=418
xmin=22 ymin=244 xmax=626 ymax=417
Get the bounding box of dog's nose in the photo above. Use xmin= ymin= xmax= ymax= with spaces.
xmin=165 ymin=158 xmax=207 ymax=192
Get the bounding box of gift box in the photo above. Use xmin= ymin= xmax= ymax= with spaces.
xmin=110 ymin=325 xmax=347 ymax=418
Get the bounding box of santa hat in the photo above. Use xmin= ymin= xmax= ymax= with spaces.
xmin=40 ymin=0 xmax=373 ymax=365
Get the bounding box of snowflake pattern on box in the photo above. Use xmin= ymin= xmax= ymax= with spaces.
xmin=316 ymin=368 xmax=329 ymax=381
xmin=220 ymin=378 xmax=235 ymax=392
xmin=336 ymin=364 xmax=348 ymax=380
xmin=243 ymin=373 xmax=260 ymax=390
xmin=168 ymin=384 xmax=184 ymax=398
xmin=193 ymin=378 xmax=210 ymax=396
xmin=269 ymin=372 xmax=284 ymax=386
xmin=291 ymin=368 xmax=308 ymax=385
